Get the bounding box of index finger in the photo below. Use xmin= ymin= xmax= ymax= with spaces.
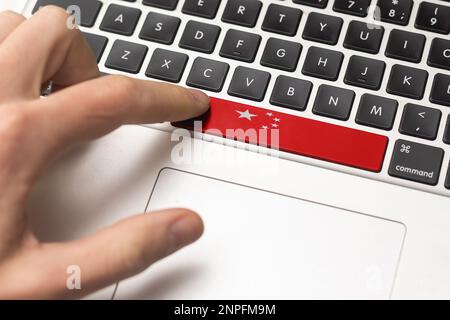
xmin=24 ymin=75 xmax=209 ymax=176
xmin=43 ymin=75 xmax=209 ymax=133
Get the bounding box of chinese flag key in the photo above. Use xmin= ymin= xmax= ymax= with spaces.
xmin=173 ymin=97 xmax=388 ymax=172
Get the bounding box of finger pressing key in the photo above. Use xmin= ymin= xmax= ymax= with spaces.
xmin=21 ymin=76 xmax=209 ymax=180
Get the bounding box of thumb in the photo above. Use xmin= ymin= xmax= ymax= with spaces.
xmin=0 ymin=209 xmax=203 ymax=299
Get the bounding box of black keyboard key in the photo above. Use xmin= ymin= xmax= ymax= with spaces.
xmin=302 ymin=12 xmax=343 ymax=45
xmin=389 ymin=140 xmax=444 ymax=186
xmin=415 ymin=2 xmax=450 ymax=34
xmin=446 ymin=165 xmax=450 ymax=189
xmin=333 ymin=0 xmax=371 ymax=17
xmin=344 ymin=55 xmax=385 ymax=90
xmin=385 ymin=29 xmax=426 ymax=63
xmin=430 ymin=73 xmax=450 ymax=107
xmin=179 ymin=21 xmax=221 ymax=53
xmin=312 ymin=85 xmax=355 ymax=120
xmin=387 ymin=65 xmax=428 ymax=100
xmin=270 ymin=75 xmax=313 ymax=111
xmin=82 ymin=32 xmax=108 ymax=63
xmin=145 ymin=49 xmax=188 ymax=83
xmin=143 ymin=0 xmax=178 ymax=10
xmin=356 ymin=94 xmax=398 ymax=130
xmin=302 ymin=46 xmax=344 ymax=81
xmin=222 ymin=0 xmax=262 ymax=27
xmin=139 ymin=12 xmax=181 ymax=45
xmin=186 ymin=57 xmax=229 ymax=92
xmin=182 ymin=0 xmax=221 ymax=19
xmin=343 ymin=21 xmax=384 ymax=54
xmin=105 ymin=40 xmax=148 ymax=74
xmin=293 ymin=0 xmax=328 ymax=8
xmin=33 ymin=0 xmax=102 ymax=27
xmin=375 ymin=0 xmax=413 ymax=26
xmin=260 ymin=38 xmax=302 ymax=71
xmin=219 ymin=29 xmax=261 ymax=62
xmin=228 ymin=66 xmax=271 ymax=101
xmin=399 ymin=104 xmax=442 ymax=140
xmin=428 ymin=38 xmax=450 ymax=70
xmin=100 ymin=4 xmax=141 ymax=36
xmin=261 ymin=4 xmax=303 ymax=36
xmin=444 ymin=115 xmax=450 ymax=145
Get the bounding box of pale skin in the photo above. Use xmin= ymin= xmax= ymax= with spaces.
xmin=0 ymin=7 xmax=210 ymax=299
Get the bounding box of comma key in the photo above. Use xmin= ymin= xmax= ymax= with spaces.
xmin=389 ymin=140 xmax=444 ymax=186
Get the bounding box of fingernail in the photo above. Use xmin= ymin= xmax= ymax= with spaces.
xmin=189 ymin=89 xmax=210 ymax=107
xmin=169 ymin=215 xmax=204 ymax=253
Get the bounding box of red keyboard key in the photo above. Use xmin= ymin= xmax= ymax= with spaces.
xmin=173 ymin=97 xmax=388 ymax=172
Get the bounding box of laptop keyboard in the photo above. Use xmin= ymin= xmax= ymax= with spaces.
xmin=29 ymin=0 xmax=450 ymax=196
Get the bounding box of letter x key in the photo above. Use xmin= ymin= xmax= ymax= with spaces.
xmin=146 ymin=48 xmax=188 ymax=83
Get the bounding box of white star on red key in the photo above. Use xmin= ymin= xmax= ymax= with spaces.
xmin=236 ymin=109 xmax=257 ymax=121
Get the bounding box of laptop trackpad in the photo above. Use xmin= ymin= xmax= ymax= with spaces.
xmin=114 ymin=168 xmax=405 ymax=299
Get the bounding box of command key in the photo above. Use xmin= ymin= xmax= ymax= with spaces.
xmin=389 ymin=140 xmax=444 ymax=186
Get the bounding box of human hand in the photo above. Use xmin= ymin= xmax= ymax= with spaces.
xmin=0 ymin=7 xmax=209 ymax=299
